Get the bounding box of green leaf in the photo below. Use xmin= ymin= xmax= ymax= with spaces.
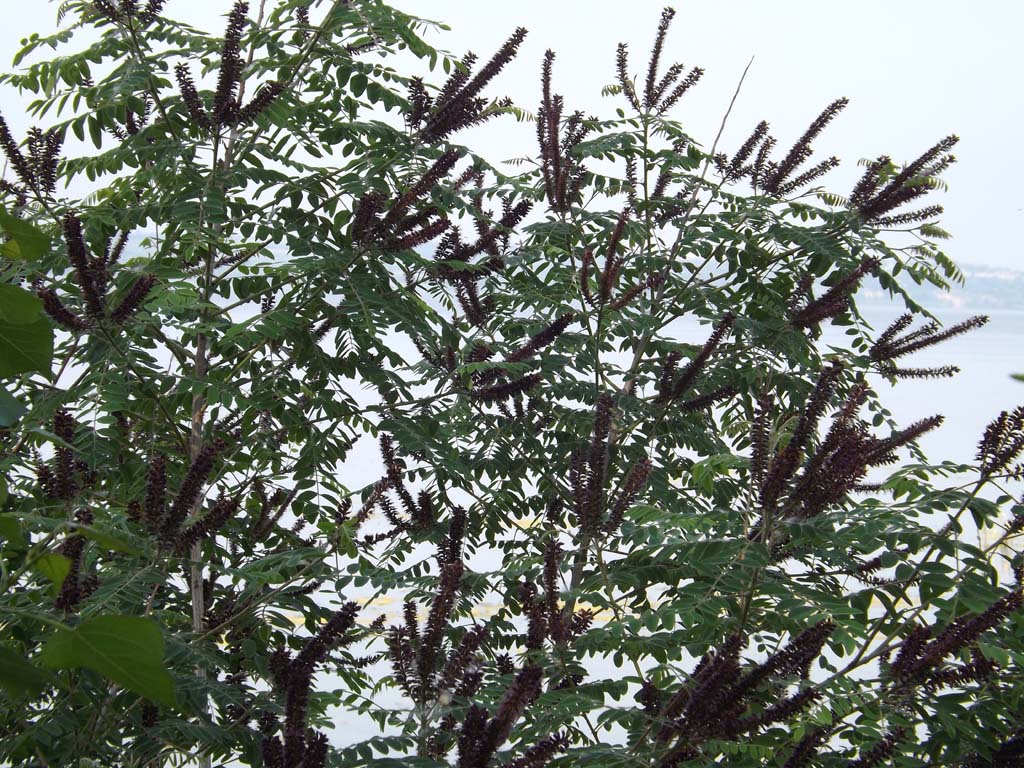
xmin=39 ymin=616 xmax=176 ymax=706
xmin=71 ymin=523 xmax=142 ymax=556
xmin=0 ymin=646 xmax=54 ymax=698
xmin=0 ymin=315 xmax=54 ymax=377
xmin=350 ymin=73 xmax=367 ymax=98
xmin=0 ymin=284 xmax=44 ymax=324
xmin=967 ymin=496 xmax=1001 ymax=528
xmin=0 ymin=385 xmax=27 ymax=426
xmin=34 ymin=553 xmax=71 ymax=590
xmin=0 ymin=282 xmax=50 ymax=378
xmin=336 ymin=522 xmax=358 ymax=558
xmin=87 ymin=116 xmax=102 ymax=149
xmin=977 ymin=641 xmax=1011 ymax=666
xmin=0 ymin=514 xmax=23 ymax=545
xmin=0 ymin=209 xmax=50 ymax=261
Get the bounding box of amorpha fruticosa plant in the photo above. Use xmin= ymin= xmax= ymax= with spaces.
xmin=0 ymin=2 xmax=1021 ymax=766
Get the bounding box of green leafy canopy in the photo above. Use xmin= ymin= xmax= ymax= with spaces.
xmin=0 ymin=2 xmax=1020 ymax=767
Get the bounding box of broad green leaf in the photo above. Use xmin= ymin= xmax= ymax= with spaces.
xmin=0 ymin=315 xmax=53 ymax=377
xmin=0 ymin=646 xmax=54 ymax=698
xmin=335 ymin=522 xmax=358 ymax=558
xmin=71 ymin=523 xmax=142 ymax=556
xmin=87 ymin=116 xmax=102 ymax=149
xmin=0 ymin=209 xmax=50 ymax=261
xmin=39 ymin=616 xmax=176 ymax=706
xmin=0 ymin=284 xmax=44 ymax=324
xmin=34 ymin=553 xmax=71 ymax=590
xmin=0 ymin=514 xmax=22 ymax=544
xmin=0 ymin=385 xmax=26 ymax=426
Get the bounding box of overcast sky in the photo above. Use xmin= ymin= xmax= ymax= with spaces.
xmin=1 ymin=1 xmax=1022 ymax=271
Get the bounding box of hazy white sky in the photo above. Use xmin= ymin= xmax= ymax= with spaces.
xmin=1 ymin=1 xmax=1022 ymax=270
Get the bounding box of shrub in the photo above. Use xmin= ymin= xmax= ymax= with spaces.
xmin=0 ymin=2 xmax=1021 ymax=766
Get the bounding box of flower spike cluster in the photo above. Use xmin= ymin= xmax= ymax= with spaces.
xmin=571 ymin=393 xmax=613 ymax=533
xmin=34 ymin=410 xmax=92 ymax=502
xmin=388 ymin=562 xmax=477 ymax=705
xmin=963 ymin=730 xmax=1024 ymax=768
xmin=176 ymin=493 xmax=241 ymax=552
xmin=350 ymin=150 xmax=460 ymax=252
xmin=567 ymin=393 xmax=652 ymax=535
xmin=977 ymin=406 xmax=1024 ymax=479
xmin=408 ymin=28 xmax=527 ymax=142
xmin=173 ymin=2 xmax=283 ymax=131
xmin=212 ymin=1 xmax=249 ymax=125
xmin=93 ymin=0 xmax=165 ymax=25
xmin=242 ymin=481 xmax=296 ymax=548
xmin=848 ymin=728 xmax=907 ymax=768
xmin=135 ymin=438 xmax=236 ymax=550
xmin=752 ymin=368 xmax=945 ymax=534
xmin=504 ymin=313 xmax=576 ymax=366
xmin=889 ymin=590 xmax=1022 ymax=686
xmin=385 ymin=511 xmax=480 ymax=708
xmin=497 ymin=732 xmax=568 ymax=768
xmin=579 ymin=209 xmax=666 ymax=312
xmin=0 ymin=111 xmax=63 ymax=200
xmin=470 ymin=374 xmax=542 ymax=404
xmin=787 ymin=258 xmax=878 ymax=330
xmin=361 ymin=433 xmax=437 ymax=535
xmin=261 ymin=602 xmax=360 ymax=768
xmin=520 ymin=541 xmax=594 ymax=649
xmin=870 ymin=312 xmax=988 ymax=379
xmin=431 ymin=195 xmax=532 ymax=328
xmin=536 ymin=50 xmax=591 ymax=212
xmin=615 ymin=8 xmax=703 ymax=115
xmin=106 ymin=95 xmax=153 ymax=142
xmin=383 ymin=517 xmax=556 ymax=766
xmin=851 ymin=135 xmax=958 ymax=225
xmin=457 ymin=664 xmax=545 ymax=768
xmin=761 ymin=99 xmax=847 ymax=195
xmin=716 ymin=100 xmax=845 ymax=195
xmin=648 ymin=624 xmax=832 ymax=754
xmin=53 ymin=508 xmax=100 ymax=613
xmin=749 ymin=393 xmax=774 ymax=491
xmin=469 ymin=312 xmax=575 ymax=405
xmin=714 ymin=120 xmax=769 ymax=183
xmin=782 ymin=726 xmax=829 ymax=768
xmin=655 ymin=313 xmax=736 ymax=408
xmin=35 ymin=215 xmax=155 ymax=331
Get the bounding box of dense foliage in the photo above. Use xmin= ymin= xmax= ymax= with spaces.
xmin=1 ymin=1 xmax=1022 ymax=766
